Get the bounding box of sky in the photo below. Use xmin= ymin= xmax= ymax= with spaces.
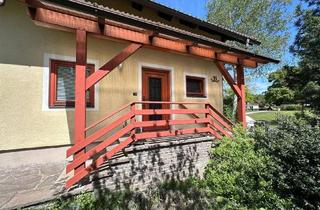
xmin=154 ymin=0 xmax=303 ymax=94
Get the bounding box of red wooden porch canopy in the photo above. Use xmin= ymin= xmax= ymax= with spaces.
xmin=23 ymin=0 xmax=280 ymax=188
xmin=24 ymin=0 xmax=279 ymax=128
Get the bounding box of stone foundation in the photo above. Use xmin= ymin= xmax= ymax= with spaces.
xmin=0 ymin=134 xmax=214 ymax=209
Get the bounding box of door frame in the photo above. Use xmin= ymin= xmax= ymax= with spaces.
xmin=138 ymin=63 xmax=175 ymax=126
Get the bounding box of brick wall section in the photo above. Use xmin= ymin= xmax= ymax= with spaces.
xmin=0 ymin=134 xmax=214 ymax=209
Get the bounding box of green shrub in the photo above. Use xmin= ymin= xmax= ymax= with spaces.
xmin=252 ymin=116 xmax=320 ymax=209
xmin=280 ymin=104 xmax=302 ymax=111
xmin=204 ymin=126 xmax=292 ymax=209
xmin=45 ymin=179 xmax=213 ymax=210
xmin=295 ymin=109 xmax=320 ymax=126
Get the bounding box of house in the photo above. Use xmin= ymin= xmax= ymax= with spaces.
xmin=0 ymin=0 xmax=278 ymax=208
xmin=247 ymin=103 xmax=260 ymax=111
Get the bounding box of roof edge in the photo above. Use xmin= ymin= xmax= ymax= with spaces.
xmin=131 ymin=0 xmax=261 ymax=45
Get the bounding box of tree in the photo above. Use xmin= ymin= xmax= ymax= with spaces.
xmin=207 ymin=0 xmax=292 ymax=119
xmin=291 ymin=1 xmax=320 ymax=112
xmin=207 ymin=0 xmax=291 ymax=75
xmin=265 ymin=87 xmax=295 ymax=106
xmin=265 ymin=65 xmax=301 ymax=105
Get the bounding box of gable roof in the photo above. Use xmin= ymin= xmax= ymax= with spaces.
xmin=40 ymin=0 xmax=278 ymax=64
xmin=131 ymin=0 xmax=260 ymax=45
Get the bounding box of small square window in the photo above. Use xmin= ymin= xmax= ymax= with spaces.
xmin=186 ymin=76 xmax=206 ymax=98
xmin=49 ymin=59 xmax=95 ymax=108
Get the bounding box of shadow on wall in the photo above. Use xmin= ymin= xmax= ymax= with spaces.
xmin=91 ymin=142 xmax=203 ymax=208
xmin=64 ymin=137 xmax=210 ymax=199
xmin=53 ymin=139 xmax=212 ymax=209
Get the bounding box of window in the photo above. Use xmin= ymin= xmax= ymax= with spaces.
xmin=49 ymin=59 xmax=95 ymax=108
xmin=186 ymin=76 xmax=206 ymax=98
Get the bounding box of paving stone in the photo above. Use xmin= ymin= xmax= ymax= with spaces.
xmin=2 ymin=188 xmax=55 ymax=210
xmin=40 ymin=163 xmax=65 ymax=176
xmin=37 ymin=174 xmax=60 ymax=190
xmin=0 ymin=135 xmax=213 ymax=209
xmin=0 ymin=193 xmax=15 ymax=209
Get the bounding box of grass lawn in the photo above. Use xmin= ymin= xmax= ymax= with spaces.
xmin=247 ymin=111 xmax=298 ymax=122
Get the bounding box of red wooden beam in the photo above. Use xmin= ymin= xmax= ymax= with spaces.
xmin=178 ymin=104 xmax=200 ymax=119
xmin=66 ymin=124 xmax=134 ymax=173
xmin=66 ymin=126 xmax=213 ymax=188
xmin=85 ymin=43 xmax=142 ymax=90
xmin=74 ymin=29 xmax=87 ymax=174
xmin=207 ymin=103 xmax=234 ymax=126
xmin=216 ymin=61 xmax=241 ymax=98
xmin=134 ymin=127 xmax=211 ymax=140
xmin=236 ymin=65 xmax=246 ymax=128
xmin=134 ymin=118 xmax=210 ymax=128
xmin=27 ymin=6 xmax=259 ymax=68
xmin=208 ymin=109 xmax=232 ymax=131
xmin=134 ymin=109 xmax=209 ymax=115
xmin=67 ymin=111 xmax=134 ymax=157
xmin=66 ymin=136 xmax=134 ymax=188
xmin=208 ymin=118 xmax=231 ymax=137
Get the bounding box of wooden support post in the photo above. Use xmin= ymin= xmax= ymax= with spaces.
xmin=74 ymin=29 xmax=87 ymax=174
xmin=236 ymin=65 xmax=246 ymax=128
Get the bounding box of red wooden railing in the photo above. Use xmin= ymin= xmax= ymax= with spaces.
xmin=66 ymin=101 xmax=233 ymax=188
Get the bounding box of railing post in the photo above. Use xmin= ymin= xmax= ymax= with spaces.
xmin=130 ymin=103 xmax=136 ymax=139
xmin=74 ymin=29 xmax=87 ymax=175
xmin=236 ymin=65 xmax=246 ymax=128
xmin=205 ymin=103 xmax=211 ymax=129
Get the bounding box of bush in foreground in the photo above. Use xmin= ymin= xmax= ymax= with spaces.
xmin=45 ymin=179 xmax=213 ymax=210
xmin=252 ymin=115 xmax=320 ymax=209
xmin=203 ymin=126 xmax=292 ymax=209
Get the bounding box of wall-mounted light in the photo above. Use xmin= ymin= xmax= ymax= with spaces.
xmin=211 ymin=75 xmax=220 ymax=83
xmin=0 ymin=0 xmax=5 ymax=6
xmin=118 ymin=63 xmax=123 ymax=70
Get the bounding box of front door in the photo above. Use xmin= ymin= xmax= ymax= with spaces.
xmin=142 ymin=68 xmax=170 ymax=131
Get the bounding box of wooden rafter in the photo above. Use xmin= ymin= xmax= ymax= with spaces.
xmin=25 ymin=5 xmax=260 ymax=68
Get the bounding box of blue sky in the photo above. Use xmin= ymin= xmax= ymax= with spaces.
xmin=154 ymin=0 xmax=302 ymax=94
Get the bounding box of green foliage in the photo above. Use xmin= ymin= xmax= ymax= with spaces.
xmin=207 ymin=0 xmax=291 ymax=76
xmin=45 ymin=180 xmax=213 ymax=210
xmin=48 ymin=192 xmax=96 ymax=210
xmin=223 ymin=87 xmax=264 ymax=120
xmin=252 ymin=115 xmax=320 ymax=209
xmin=295 ymin=109 xmax=320 ymax=126
xmin=265 ymin=87 xmax=295 ymax=106
xmin=253 ymin=94 xmax=267 ymax=107
xmin=204 ymin=126 xmax=292 ymax=209
xmin=291 ymin=1 xmax=320 ymax=112
xmin=280 ymin=104 xmax=302 ymax=111
xmin=265 ymin=65 xmax=302 ymax=105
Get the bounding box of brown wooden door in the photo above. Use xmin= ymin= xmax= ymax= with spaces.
xmin=142 ymin=68 xmax=170 ymax=131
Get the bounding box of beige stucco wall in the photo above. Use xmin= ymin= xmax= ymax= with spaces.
xmin=0 ymin=0 xmax=223 ymax=151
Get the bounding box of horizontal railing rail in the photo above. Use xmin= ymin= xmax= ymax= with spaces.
xmin=66 ymin=101 xmax=234 ymax=188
